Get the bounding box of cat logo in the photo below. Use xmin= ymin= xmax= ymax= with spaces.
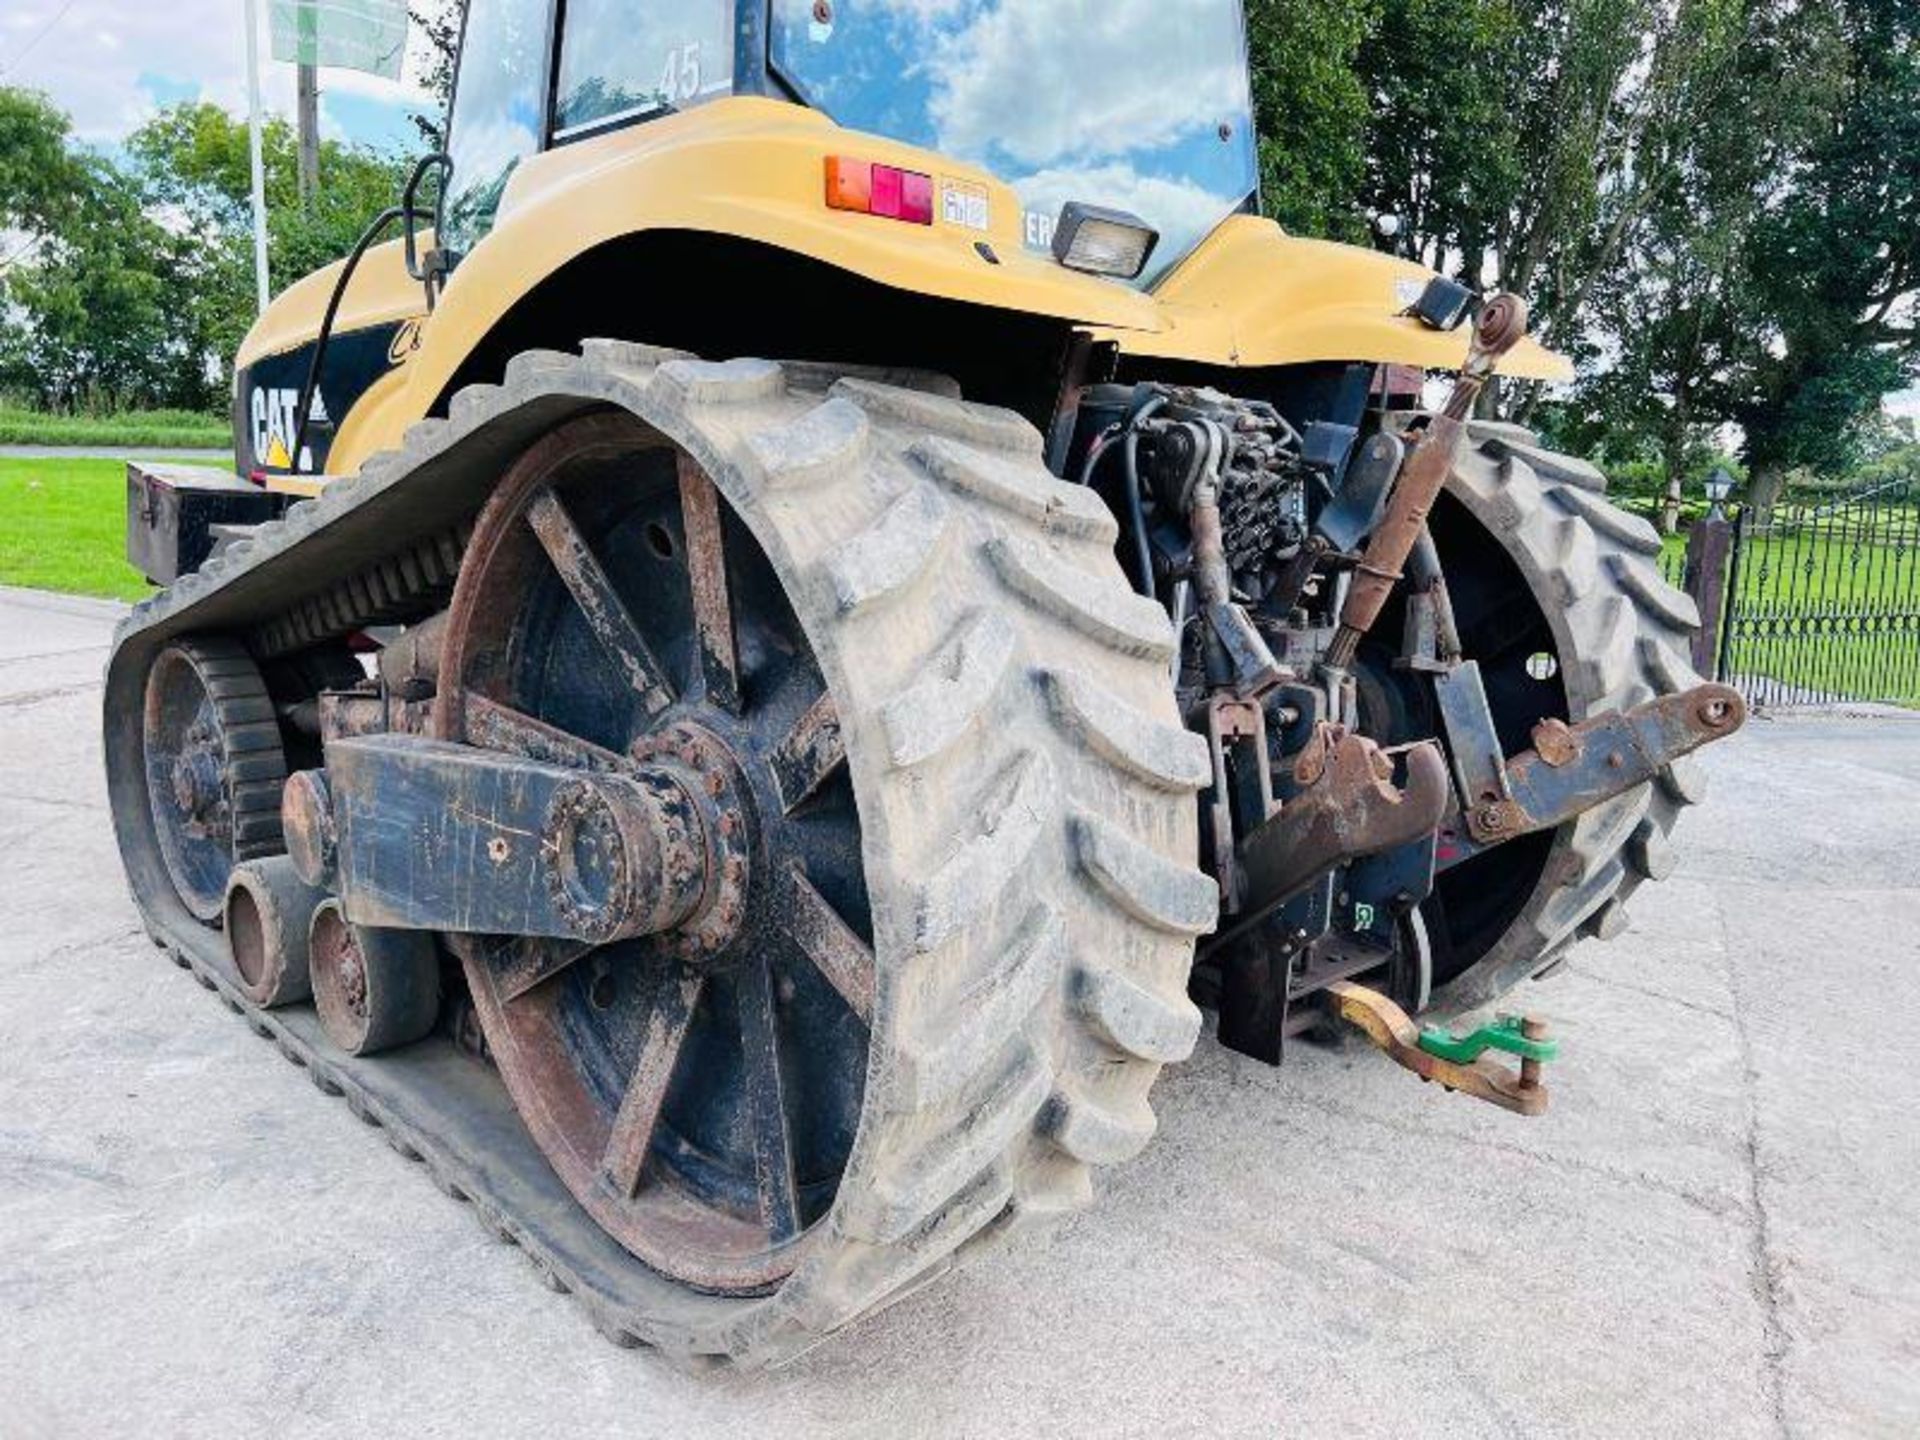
xmin=251 ymin=386 xmax=325 ymax=472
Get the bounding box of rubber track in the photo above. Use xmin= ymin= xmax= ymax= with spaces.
xmin=104 ymin=345 xmax=1213 ymax=1368
xmin=1433 ymin=422 xmax=1706 ymax=1012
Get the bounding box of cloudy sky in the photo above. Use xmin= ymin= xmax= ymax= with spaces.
xmin=0 ymin=0 xmax=433 ymax=152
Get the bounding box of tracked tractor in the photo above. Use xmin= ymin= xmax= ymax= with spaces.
xmin=109 ymin=0 xmax=1744 ymax=1366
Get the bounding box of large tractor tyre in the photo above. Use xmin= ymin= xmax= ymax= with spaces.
xmin=428 ymin=359 xmax=1212 ymax=1361
xmin=1418 ymin=421 xmax=1705 ymax=1013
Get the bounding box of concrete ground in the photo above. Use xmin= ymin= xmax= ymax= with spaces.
xmin=1 ymin=583 xmax=1915 ymax=1440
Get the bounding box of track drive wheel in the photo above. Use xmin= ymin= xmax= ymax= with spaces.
xmin=429 ymin=357 xmax=1212 ymax=1360
xmin=142 ymin=637 xmax=287 ymax=921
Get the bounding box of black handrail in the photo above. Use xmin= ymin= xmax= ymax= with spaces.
xmin=403 ymin=151 xmax=453 ymax=296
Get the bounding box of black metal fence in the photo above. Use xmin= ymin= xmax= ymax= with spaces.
xmin=1710 ymin=482 xmax=1920 ymax=709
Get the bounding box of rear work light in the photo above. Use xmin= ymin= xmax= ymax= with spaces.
xmin=825 ymin=157 xmax=934 ymax=226
xmin=1052 ymin=201 xmax=1159 ymax=280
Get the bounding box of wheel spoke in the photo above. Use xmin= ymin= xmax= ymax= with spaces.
xmin=677 ymin=456 xmax=743 ymax=713
xmin=493 ymin=938 xmax=597 ymax=1004
xmin=602 ymin=969 xmax=704 ymax=1199
xmin=769 ymin=689 xmax=846 ymax=814
xmin=525 ymin=486 xmax=676 ymax=717
xmin=786 ymin=863 xmax=874 ymax=1025
xmin=736 ymin=961 xmax=801 ymax=1243
xmin=461 ymin=692 xmax=626 ymax=772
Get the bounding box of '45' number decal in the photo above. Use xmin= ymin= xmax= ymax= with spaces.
xmin=658 ymin=43 xmax=701 ymax=103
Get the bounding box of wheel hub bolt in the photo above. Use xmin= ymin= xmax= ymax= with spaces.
xmin=171 ymin=750 xmax=220 ymax=817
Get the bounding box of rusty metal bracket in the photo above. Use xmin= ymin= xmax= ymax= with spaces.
xmin=1325 ymin=981 xmax=1552 ymax=1116
xmin=1224 ymin=724 xmax=1449 ymax=939
xmin=324 ymin=735 xmax=716 ymax=945
xmin=1324 ymin=294 xmax=1529 ymax=671
xmin=1203 ymin=695 xmax=1276 ymax=914
xmin=1432 ymin=660 xmax=1510 ymax=814
xmin=1454 ymin=682 xmax=1747 ymax=853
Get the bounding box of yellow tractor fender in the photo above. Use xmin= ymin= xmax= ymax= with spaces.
xmin=309 ymin=97 xmax=1164 ymax=472
xmin=1104 ymin=215 xmax=1574 ymax=381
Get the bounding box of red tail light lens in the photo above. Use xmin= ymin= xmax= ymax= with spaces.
xmin=900 ymin=170 xmax=934 ymax=225
xmin=825 ymin=157 xmax=934 ymax=227
xmin=824 ymin=156 xmax=872 ymax=213
xmin=870 ymin=162 xmax=904 ymax=219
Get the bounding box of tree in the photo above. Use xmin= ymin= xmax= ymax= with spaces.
xmin=129 ymin=103 xmax=407 ymax=286
xmin=0 ymin=152 xmax=203 ymax=409
xmin=1354 ymin=0 xmax=1797 ymax=429
xmin=1243 ymin=0 xmax=1380 ymax=240
xmin=1357 ymin=0 xmax=1538 ymax=279
xmin=1551 ymin=0 xmax=1847 ymax=509
xmin=0 ymin=87 xmax=79 ymax=241
xmin=409 ymin=0 xmax=468 ymax=147
xmin=2 ymin=89 xmax=412 ymax=412
xmin=0 ymin=87 xmax=85 ymax=368
xmin=126 ymin=103 xmax=409 ymax=395
xmin=1731 ymin=0 xmax=1920 ymax=508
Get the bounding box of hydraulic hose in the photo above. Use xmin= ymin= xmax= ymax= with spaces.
xmin=1119 ymin=394 xmax=1167 ymax=596
xmin=287 ymin=154 xmax=449 ymax=475
xmin=288 ymin=205 xmax=407 ymax=476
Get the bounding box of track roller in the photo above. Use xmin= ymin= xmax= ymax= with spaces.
xmin=308 ymin=900 xmax=440 ymax=1056
xmin=223 ymin=855 xmax=325 ymax=1007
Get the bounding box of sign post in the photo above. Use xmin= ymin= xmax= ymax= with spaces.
xmin=243 ymin=0 xmax=411 ymax=311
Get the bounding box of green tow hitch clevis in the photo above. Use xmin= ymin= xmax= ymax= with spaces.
xmin=1417 ymin=1014 xmax=1561 ymax=1066
xmin=1326 ymin=984 xmax=1557 ymax=1115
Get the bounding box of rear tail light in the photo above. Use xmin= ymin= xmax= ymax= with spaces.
xmin=825 ymin=157 xmax=934 ymax=226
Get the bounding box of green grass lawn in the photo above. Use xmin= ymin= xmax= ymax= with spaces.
xmin=0 ymin=456 xmax=160 ymax=602
xmin=0 ymin=405 xmax=228 ymax=450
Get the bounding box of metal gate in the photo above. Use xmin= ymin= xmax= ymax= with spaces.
xmin=1715 ymin=482 xmax=1920 ymax=709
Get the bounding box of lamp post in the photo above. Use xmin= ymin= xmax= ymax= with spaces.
xmin=1705 ymin=467 xmax=1735 ymax=519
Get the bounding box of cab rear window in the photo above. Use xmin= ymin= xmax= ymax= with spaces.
xmin=555 ymin=0 xmax=736 ymax=139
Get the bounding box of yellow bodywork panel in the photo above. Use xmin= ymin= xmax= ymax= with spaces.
xmin=236 ymin=96 xmax=1571 ymax=485
xmin=241 ymin=240 xmax=428 ymax=496
xmin=1113 ymin=216 xmax=1573 ymax=382
xmin=239 ymin=236 xmax=426 ymax=371
xmin=274 ymin=97 xmax=1166 ymax=477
